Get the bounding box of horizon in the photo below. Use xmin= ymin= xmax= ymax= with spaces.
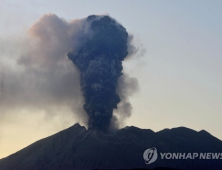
xmin=1 ymin=122 xmax=220 ymax=160
xmin=2 ymin=122 xmax=221 ymax=159
xmin=0 ymin=0 xmax=222 ymax=159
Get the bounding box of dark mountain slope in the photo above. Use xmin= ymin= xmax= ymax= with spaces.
xmin=0 ymin=124 xmax=222 ymax=170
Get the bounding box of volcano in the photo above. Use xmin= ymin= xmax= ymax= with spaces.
xmin=0 ymin=124 xmax=222 ymax=170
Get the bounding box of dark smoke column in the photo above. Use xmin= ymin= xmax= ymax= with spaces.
xmin=68 ymin=15 xmax=128 ymax=132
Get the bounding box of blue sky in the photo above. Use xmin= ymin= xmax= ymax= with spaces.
xmin=0 ymin=0 xmax=222 ymax=158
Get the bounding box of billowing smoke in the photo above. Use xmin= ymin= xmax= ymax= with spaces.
xmin=68 ymin=15 xmax=129 ymax=132
xmin=0 ymin=14 xmax=139 ymax=132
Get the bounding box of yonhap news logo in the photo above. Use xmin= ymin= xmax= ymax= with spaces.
xmin=143 ymin=147 xmax=222 ymax=165
xmin=143 ymin=147 xmax=158 ymax=164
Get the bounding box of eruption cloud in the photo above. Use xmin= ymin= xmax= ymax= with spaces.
xmin=68 ymin=15 xmax=129 ymax=132
xmin=0 ymin=14 xmax=139 ymax=132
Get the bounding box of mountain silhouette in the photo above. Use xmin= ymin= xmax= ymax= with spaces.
xmin=0 ymin=123 xmax=222 ymax=170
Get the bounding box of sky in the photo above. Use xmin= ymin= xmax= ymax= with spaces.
xmin=0 ymin=0 xmax=222 ymax=158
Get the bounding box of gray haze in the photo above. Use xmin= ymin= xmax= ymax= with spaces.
xmin=0 ymin=14 xmax=139 ymax=130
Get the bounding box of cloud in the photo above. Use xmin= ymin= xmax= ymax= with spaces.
xmin=0 ymin=14 xmax=140 ymax=130
xmin=0 ymin=14 xmax=87 ymax=126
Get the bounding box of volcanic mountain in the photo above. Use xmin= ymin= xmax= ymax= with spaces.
xmin=0 ymin=124 xmax=222 ymax=170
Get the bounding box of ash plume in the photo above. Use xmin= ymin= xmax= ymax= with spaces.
xmin=0 ymin=14 xmax=139 ymax=132
xmin=68 ymin=15 xmax=130 ymax=132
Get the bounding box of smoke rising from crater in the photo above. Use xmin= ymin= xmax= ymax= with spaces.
xmin=0 ymin=14 xmax=139 ymax=131
xmin=68 ymin=15 xmax=130 ymax=131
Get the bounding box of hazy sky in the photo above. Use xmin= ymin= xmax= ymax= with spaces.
xmin=0 ymin=0 xmax=222 ymax=158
